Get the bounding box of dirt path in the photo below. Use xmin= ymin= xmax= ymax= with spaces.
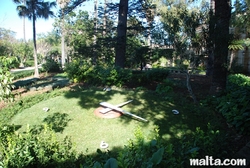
xmin=1 ymin=73 xmax=69 ymax=110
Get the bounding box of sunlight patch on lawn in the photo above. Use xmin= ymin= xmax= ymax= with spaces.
xmin=9 ymin=92 xmax=156 ymax=154
xmin=8 ymin=88 xmax=203 ymax=154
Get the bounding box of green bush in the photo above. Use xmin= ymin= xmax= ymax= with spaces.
xmin=24 ymin=60 xmax=34 ymax=67
xmin=101 ymin=125 xmax=228 ymax=167
xmin=65 ymin=61 xmax=169 ymax=88
xmin=65 ymin=60 xmax=170 ymax=87
xmin=156 ymin=79 xmax=173 ymax=94
xmin=0 ymin=56 xmax=18 ymax=102
xmin=215 ymin=74 xmax=250 ymax=135
xmin=129 ymin=71 xmax=149 ymax=86
xmin=129 ymin=69 xmax=170 ymax=87
xmin=42 ymin=59 xmax=61 ymax=73
xmin=116 ymin=126 xmax=167 ymax=167
xmin=0 ymin=125 xmax=78 ymax=168
xmin=65 ymin=60 xmax=93 ymax=83
xmin=185 ymin=123 xmax=230 ymax=158
xmin=93 ymin=66 xmax=132 ymax=87
xmin=0 ymin=124 xmax=230 ymax=167
xmin=146 ymin=68 xmax=170 ymax=82
xmin=65 ymin=60 xmax=132 ymax=87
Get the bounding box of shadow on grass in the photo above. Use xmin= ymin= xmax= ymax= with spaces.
xmin=63 ymin=85 xmax=214 ymax=143
xmin=2 ymin=82 xmax=232 ymax=167
xmin=12 ymin=75 xmax=70 ymax=90
xmin=63 ymin=86 xmax=151 ymax=124
xmin=43 ymin=112 xmax=71 ymax=133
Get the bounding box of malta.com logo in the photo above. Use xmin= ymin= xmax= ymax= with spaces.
xmin=190 ymin=156 xmax=246 ymax=166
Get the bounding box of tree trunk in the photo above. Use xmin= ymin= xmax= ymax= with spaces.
xmin=209 ymin=0 xmax=231 ymax=94
xmin=33 ymin=15 xmax=39 ymax=78
xmin=206 ymin=0 xmax=215 ymax=76
xmin=61 ymin=10 xmax=66 ymax=68
xmin=23 ymin=0 xmax=26 ymax=42
xmin=243 ymin=47 xmax=249 ymax=73
xmin=228 ymin=50 xmax=235 ymax=71
xmin=103 ymin=0 xmax=107 ymax=37
xmin=147 ymin=23 xmax=151 ymax=47
xmin=23 ymin=15 xmax=26 ymax=42
xmin=93 ymin=0 xmax=98 ymax=65
xmin=115 ymin=0 xmax=128 ymax=68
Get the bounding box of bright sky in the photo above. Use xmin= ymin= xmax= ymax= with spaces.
xmin=0 ymin=0 xmax=95 ymax=40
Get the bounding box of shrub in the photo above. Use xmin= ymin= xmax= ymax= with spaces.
xmin=0 ymin=124 xmax=230 ymax=167
xmin=65 ymin=60 xmax=93 ymax=83
xmin=215 ymin=74 xmax=250 ymax=135
xmin=0 ymin=56 xmax=18 ymax=102
xmin=102 ymin=125 xmax=228 ymax=167
xmin=156 ymin=79 xmax=173 ymax=94
xmin=116 ymin=126 xmax=167 ymax=167
xmin=65 ymin=61 xmax=132 ymax=87
xmin=146 ymin=68 xmax=170 ymax=82
xmin=0 ymin=125 xmax=78 ymax=168
xmin=185 ymin=123 xmax=230 ymax=158
xmin=129 ymin=71 xmax=148 ymax=86
xmin=93 ymin=66 xmax=132 ymax=87
xmin=129 ymin=69 xmax=170 ymax=87
xmin=65 ymin=60 xmax=170 ymax=88
xmin=24 ymin=60 xmax=34 ymax=67
xmin=42 ymin=58 xmax=61 ymax=73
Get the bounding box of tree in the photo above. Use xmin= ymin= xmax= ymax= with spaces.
xmin=0 ymin=56 xmax=17 ymax=102
xmin=63 ymin=10 xmax=94 ymax=60
xmin=93 ymin=0 xmax=98 ymax=65
xmin=14 ymin=0 xmax=56 ymax=77
xmin=209 ymin=0 xmax=231 ymax=94
xmin=57 ymin=0 xmax=70 ymax=68
xmin=0 ymin=28 xmax=17 ymax=56
xmin=13 ymin=41 xmax=33 ymax=67
xmin=37 ymin=31 xmax=61 ymax=60
xmin=13 ymin=0 xmax=27 ymax=42
xmin=230 ymin=0 xmax=250 ymax=73
xmin=115 ymin=0 xmax=129 ymax=68
xmin=141 ymin=0 xmax=156 ymax=47
xmin=206 ymin=0 xmax=216 ymax=76
xmin=159 ymin=1 xmax=200 ymax=67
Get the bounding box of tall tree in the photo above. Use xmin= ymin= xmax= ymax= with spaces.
xmin=14 ymin=0 xmax=56 ymax=77
xmin=206 ymin=0 xmax=215 ymax=76
xmin=230 ymin=0 xmax=250 ymax=73
xmin=115 ymin=0 xmax=128 ymax=68
xmin=141 ymin=0 xmax=156 ymax=47
xmin=57 ymin=0 xmax=70 ymax=68
xmin=103 ymin=0 xmax=108 ymax=37
xmin=13 ymin=0 xmax=27 ymax=42
xmin=93 ymin=0 xmax=98 ymax=65
xmin=210 ymin=0 xmax=231 ymax=94
xmin=63 ymin=10 xmax=94 ymax=60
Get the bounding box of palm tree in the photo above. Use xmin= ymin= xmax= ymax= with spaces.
xmin=13 ymin=0 xmax=26 ymax=42
xmin=14 ymin=0 xmax=56 ymax=77
xmin=57 ymin=0 xmax=70 ymax=68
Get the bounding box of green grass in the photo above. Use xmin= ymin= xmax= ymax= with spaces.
xmin=12 ymin=69 xmax=45 ymax=80
xmin=12 ymin=70 xmax=35 ymax=80
xmin=6 ymin=86 xmax=217 ymax=155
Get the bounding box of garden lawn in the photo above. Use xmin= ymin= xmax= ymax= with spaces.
xmin=8 ymin=86 xmax=214 ymax=154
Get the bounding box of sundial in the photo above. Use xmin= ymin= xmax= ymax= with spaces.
xmin=94 ymin=100 xmax=148 ymax=122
